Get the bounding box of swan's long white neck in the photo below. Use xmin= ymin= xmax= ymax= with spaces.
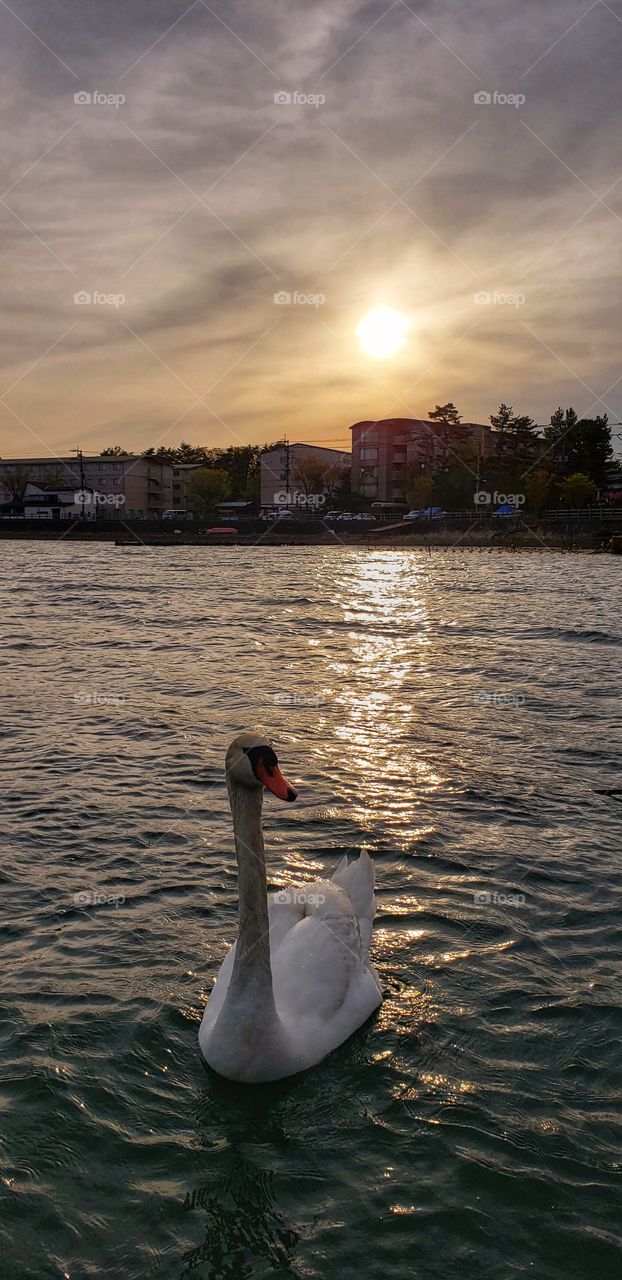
xmin=226 ymin=781 xmax=275 ymax=1007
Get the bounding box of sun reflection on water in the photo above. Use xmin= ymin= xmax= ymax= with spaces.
xmin=324 ymin=552 xmax=445 ymax=826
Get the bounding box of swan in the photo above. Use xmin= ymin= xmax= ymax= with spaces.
xmin=199 ymin=729 xmax=383 ymax=1082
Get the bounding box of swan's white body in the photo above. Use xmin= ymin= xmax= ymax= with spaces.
xmin=199 ymin=732 xmax=382 ymax=1083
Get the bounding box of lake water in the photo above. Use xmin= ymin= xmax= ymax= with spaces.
xmin=1 ymin=541 xmax=621 ymax=1280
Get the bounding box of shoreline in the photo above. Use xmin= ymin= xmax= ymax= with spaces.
xmin=0 ymin=527 xmax=616 ymax=551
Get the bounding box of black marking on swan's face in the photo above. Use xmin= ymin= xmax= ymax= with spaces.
xmin=245 ymin=743 xmax=278 ymax=780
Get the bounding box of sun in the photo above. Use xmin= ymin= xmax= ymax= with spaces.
xmin=356 ymin=306 xmax=411 ymax=359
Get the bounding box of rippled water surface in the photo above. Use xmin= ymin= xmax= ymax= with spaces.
xmin=1 ymin=541 xmax=621 ymax=1280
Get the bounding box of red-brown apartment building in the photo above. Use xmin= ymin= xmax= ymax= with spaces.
xmin=350 ymin=418 xmax=495 ymax=503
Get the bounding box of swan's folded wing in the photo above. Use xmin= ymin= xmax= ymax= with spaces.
xmin=271 ymin=901 xmax=363 ymax=1023
xmin=202 ymin=885 xmax=341 ymax=1030
xmin=267 ymin=891 xmax=307 ymax=950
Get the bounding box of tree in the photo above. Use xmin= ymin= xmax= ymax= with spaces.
xmin=428 ymin=403 xmax=463 ymax=469
xmin=543 ymin=407 xmax=578 ymax=471
xmin=505 ymin=413 xmax=540 ymax=465
xmin=524 ymin=468 xmax=555 ymax=514
xmin=141 ymin=442 xmax=212 ymax=465
xmin=3 ymin=466 xmax=31 ymax=501
xmin=567 ymin=417 xmax=612 ymax=484
xmin=176 ymin=441 xmax=211 ymax=464
xmin=291 ymin=455 xmax=331 ymax=505
xmin=489 ymin=403 xmax=514 ymax=433
xmin=543 ymin=409 xmax=612 ymax=483
xmin=216 ymin=445 xmax=263 ymax=500
xmin=510 ymin=414 xmax=537 ymax=435
xmin=548 ymin=406 xmax=565 ymax=435
xmin=138 ymin=440 xmax=286 ymax=501
xmin=332 ymin=466 xmax=352 ymax=506
xmin=490 ymin=404 xmax=539 ymax=463
xmin=560 ymin=472 xmax=597 ymax=507
xmin=185 ymin=468 xmax=230 ymax=514
xmin=405 ymin=467 xmax=435 ymax=509
xmin=429 ymin=402 xmax=462 ymax=426
xmin=101 ymin=445 xmax=131 ymax=456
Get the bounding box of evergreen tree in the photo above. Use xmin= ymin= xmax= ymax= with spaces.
xmin=489 ymin=403 xmax=514 ymax=433
xmin=429 ymin=402 xmax=462 ymax=426
xmin=543 ymin=408 xmax=611 ymax=482
xmin=567 ymin=416 xmax=612 ymax=484
xmin=489 ymin=404 xmax=539 ymax=463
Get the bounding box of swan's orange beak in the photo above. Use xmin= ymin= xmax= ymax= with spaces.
xmin=255 ymin=759 xmax=298 ymax=802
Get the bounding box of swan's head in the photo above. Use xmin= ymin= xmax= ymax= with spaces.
xmin=225 ymin=729 xmax=298 ymax=802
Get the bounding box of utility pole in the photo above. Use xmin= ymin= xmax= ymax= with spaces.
xmin=475 ymin=446 xmax=485 ymax=512
xmin=72 ymin=447 xmax=86 ymax=522
xmin=284 ymin=437 xmax=290 ymax=504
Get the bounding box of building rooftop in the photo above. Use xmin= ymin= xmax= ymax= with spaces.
xmin=261 ymin=443 xmax=350 ymax=455
xmin=350 ymin=418 xmax=429 ymax=430
xmin=0 ymin=454 xmax=142 ymax=464
xmin=350 ymin=418 xmax=490 ymax=431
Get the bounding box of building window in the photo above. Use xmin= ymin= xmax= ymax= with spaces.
xmin=360 ymin=482 xmax=378 ymax=496
xmin=360 ymin=447 xmax=378 ymax=460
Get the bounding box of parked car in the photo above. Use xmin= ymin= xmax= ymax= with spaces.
xmin=422 ymin=506 xmax=446 ymax=520
xmin=325 ymin=511 xmax=344 ymax=522
xmin=402 ymin=510 xmax=423 ymax=521
xmin=162 ymin=509 xmax=192 ymax=520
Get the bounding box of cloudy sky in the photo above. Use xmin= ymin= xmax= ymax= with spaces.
xmin=1 ymin=0 xmax=621 ymax=459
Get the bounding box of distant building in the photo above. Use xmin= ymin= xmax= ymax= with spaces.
xmin=171 ymin=463 xmax=201 ymax=510
xmin=260 ymin=443 xmax=350 ymax=508
xmin=350 ymin=418 xmax=495 ymax=503
xmin=0 ymin=455 xmax=173 ymax=518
